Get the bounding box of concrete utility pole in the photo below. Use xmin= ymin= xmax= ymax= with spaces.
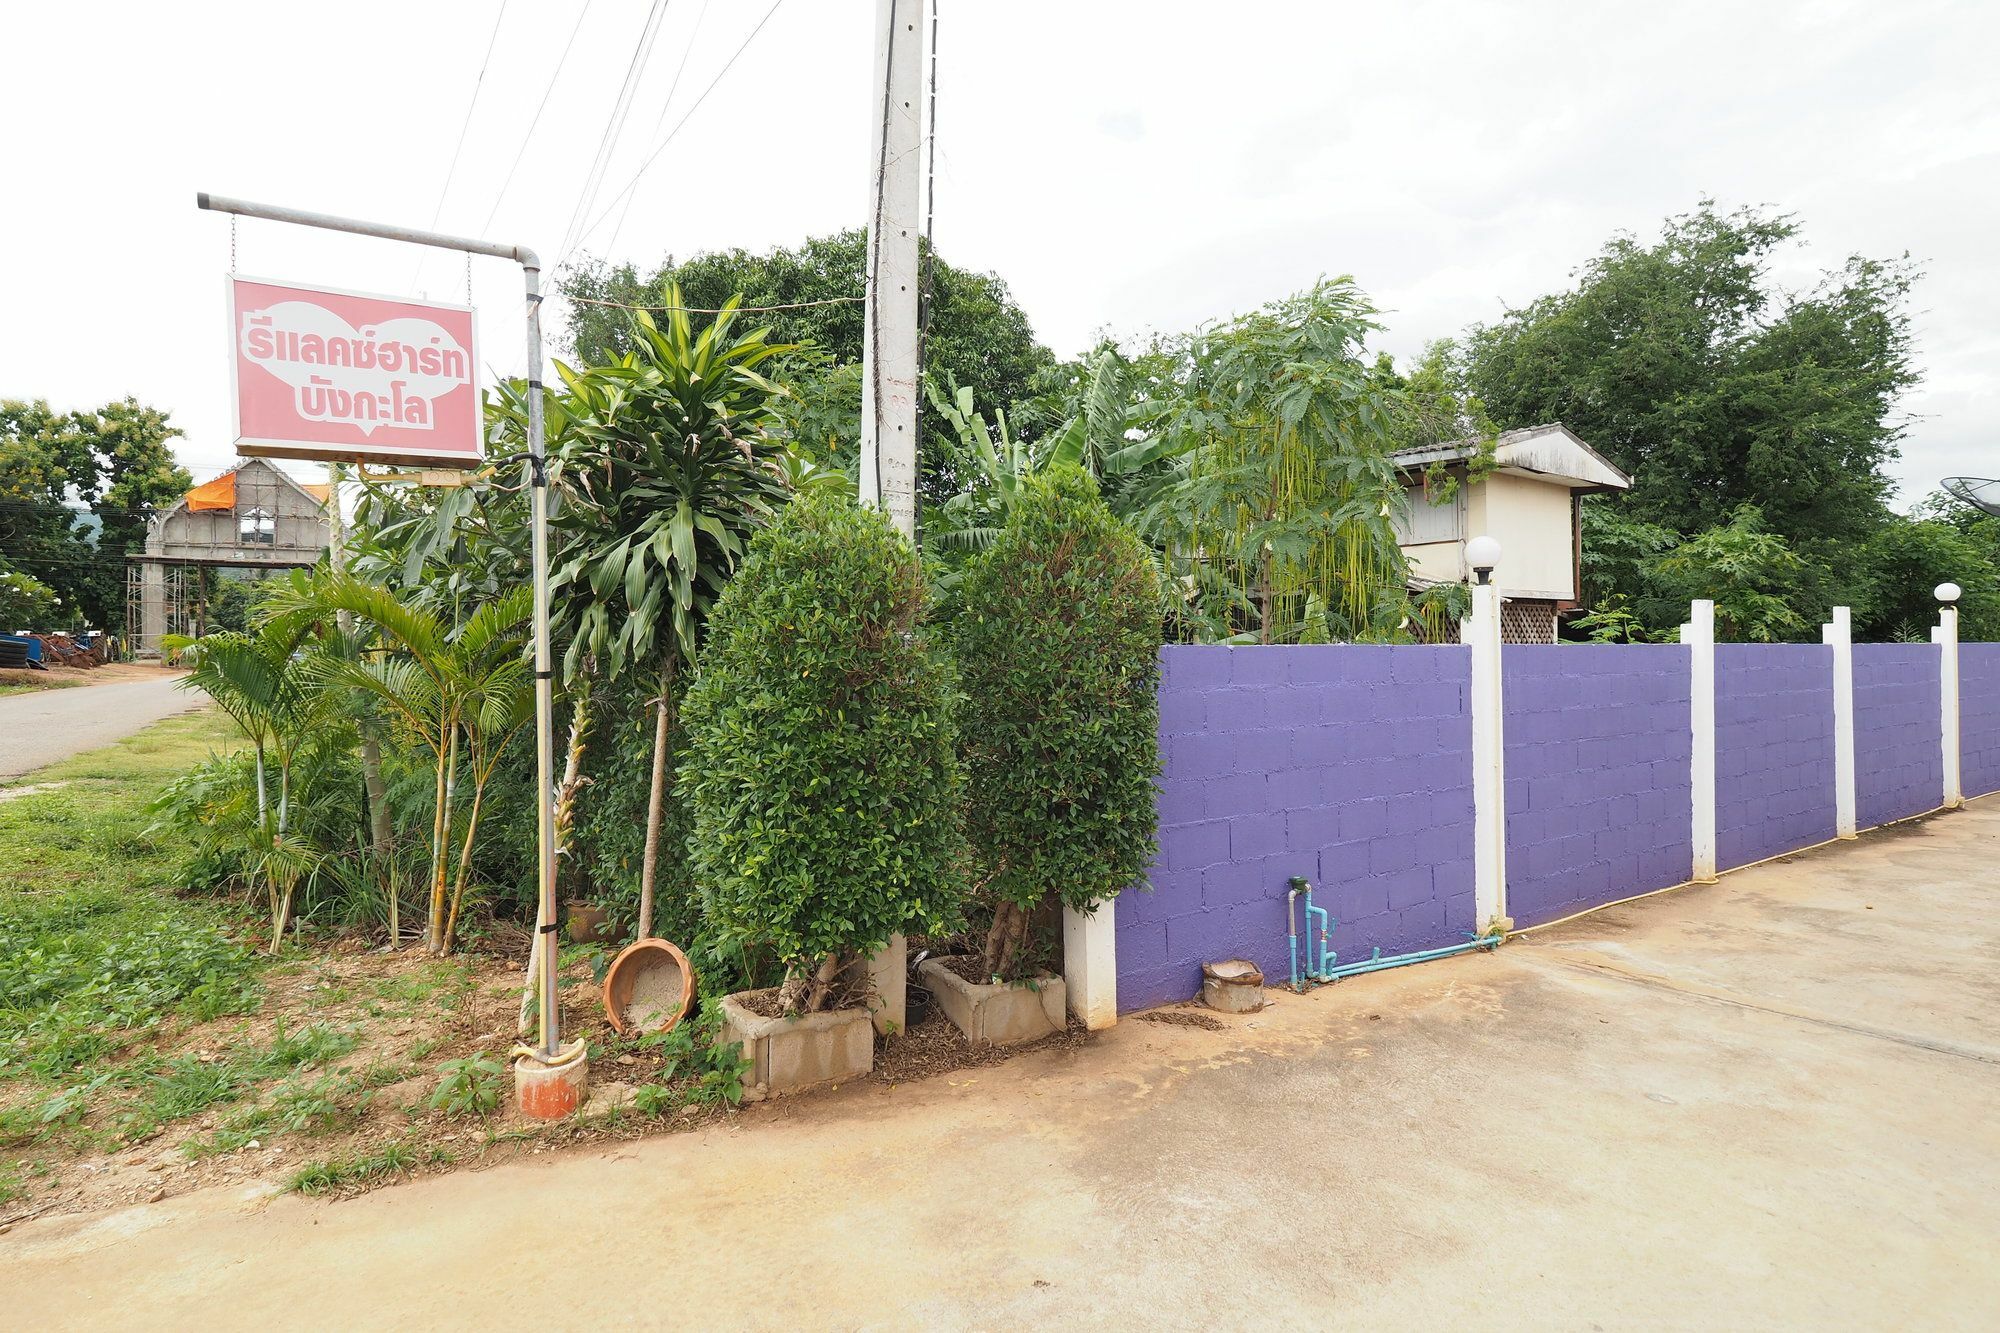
xmin=858 ymin=0 xmax=926 ymax=1037
xmin=859 ymin=0 xmax=925 ymax=540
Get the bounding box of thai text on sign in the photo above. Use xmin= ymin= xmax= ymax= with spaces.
xmin=228 ymin=276 xmax=483 ymax=468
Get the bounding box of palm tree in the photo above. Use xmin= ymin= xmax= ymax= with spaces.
xmin=272 ymin=574 xmax=533 ymax=955
xmin=172 ymin=616 xmax=322 ymax=953
xmin=550 ymin=286 xmax=795 ymax=941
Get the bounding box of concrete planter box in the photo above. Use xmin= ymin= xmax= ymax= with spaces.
xmin=719 ymin=990 xmax=874 ymax=1102
xmin=919 ymin=958 xmax=1066 ymax=1047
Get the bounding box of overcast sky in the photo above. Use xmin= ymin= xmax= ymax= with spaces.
xmin=4 ymin=0 xmax=1993 ymax=504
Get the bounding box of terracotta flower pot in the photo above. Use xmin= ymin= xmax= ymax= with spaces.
xmin=602 ymin=937 xmax=695 ymax=1036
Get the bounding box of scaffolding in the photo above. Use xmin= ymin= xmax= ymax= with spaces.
xmin=127 ymin=459 xmax=330 ymax=655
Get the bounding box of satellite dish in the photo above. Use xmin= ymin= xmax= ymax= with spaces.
xmin=1943 ymin=477 xmax=2000 ymax=517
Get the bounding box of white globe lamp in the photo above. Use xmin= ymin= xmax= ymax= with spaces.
xmin=1465 ymin=535 xmax=1502 ymax=586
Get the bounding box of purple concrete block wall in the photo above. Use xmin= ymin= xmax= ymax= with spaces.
xmin=1964 ymin=643 xmax=2000 ymax=799
xmin=1853 ymin=643 xmax=1943 ymax=828
xmin=1501 ymin=646 xmax=1692 ymax=927
xmin=1118 ymin=645 xmax=1474 ymax=1012
xmin=1715 ymin=644 xmax=1835 ymax=870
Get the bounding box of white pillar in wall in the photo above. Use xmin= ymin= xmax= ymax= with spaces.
xmin=1063 ymin=899 xmax=1118 ymax=1030
xmin=1822 ymin=606 xmax=1857 ymax=839
xmin=1934 ymin=583 xmax=1963 ymax=809
xmin=1683 ymin=599 xmax=1718 ymax=882
xmin=1463 ymin=536 xmax=1509 ymax=933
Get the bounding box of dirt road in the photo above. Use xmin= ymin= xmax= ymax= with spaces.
xmin=13 ymin=798 xmax=2000 ymax=1330
xmin=0 ymin=670 xmax=202 ymax=778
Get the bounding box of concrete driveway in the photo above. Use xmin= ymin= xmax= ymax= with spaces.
xmin=15 ymin=798 xmax=1999 ymax=1330
xmin=0 ymin=670 xmax=203 ymax=778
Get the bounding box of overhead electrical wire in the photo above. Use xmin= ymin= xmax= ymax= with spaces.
xmin=553 ymin=0 xmax=673 ymax=270
xmin=604 ymin=0 xmax=714 ymax=260
xmin=413 ymin=0 xmax=513 ymax=289
xmin=556 ymin=0 xmax=788 ymax=274
xmin=479 ymin=0 xmax=598 ymax=236
xmin=569 ymin=293 xmax=862 ymax=315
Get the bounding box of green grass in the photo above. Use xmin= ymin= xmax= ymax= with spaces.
xmin=0 ymin=711 xmax=279 ymax=1180
xmin=0 ymin=674 xmax=87 ymax=698
xmin=0 ymin=713 xmax=264 ymax=1086
xmin=286 ymin=1139 xmax=453 ymax=1196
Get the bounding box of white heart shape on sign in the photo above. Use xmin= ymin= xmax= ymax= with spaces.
xmin=239 ymin=300 xmax=471 ymax=437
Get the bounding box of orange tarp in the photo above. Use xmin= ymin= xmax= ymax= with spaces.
xmin=186 ymin=471 xmax=237 ymax=512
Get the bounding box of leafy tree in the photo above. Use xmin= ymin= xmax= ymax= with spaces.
xmin=0 ymin=398 xmax=189 ymax=630
xmin=1144 ymin=278 xmax=1415 ymax=643
xmin=562 ymin=231 xmax=1057 ymax=505
xmin=1459 ymin=202 xmax=1918 ymax=556
xmin=0 ymin=569 xmax=59 ymax=630
xmin=551 ymin=290 xmax=796 ymax=943
xmin=1577 ymin=501 xmax=1677 ymax=609
xmin=945 ymin=468 xmax=1162 ymax=980
xmin=681 ymin=489 xmax=964 ymax=1014
xmin=1854 ymin=515 xmax=2000 ymax=642
xmin=1652 ymin=506 xmax=1809 ymax=642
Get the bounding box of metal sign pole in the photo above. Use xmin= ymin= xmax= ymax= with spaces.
xmin=195 ymin=193 xmax=563 ymax=1061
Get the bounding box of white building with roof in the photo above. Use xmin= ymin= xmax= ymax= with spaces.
xmin=1391 ymin=423 xmax=1632 ymax=643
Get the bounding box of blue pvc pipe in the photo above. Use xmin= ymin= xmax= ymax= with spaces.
xmin=1282 ymin=873 xmax=1501 ymax=988
xmin=1314 ymin=934 xmax=1500 ymax=982
xmin=1303 ymin=891 xmax=1332 ymax=979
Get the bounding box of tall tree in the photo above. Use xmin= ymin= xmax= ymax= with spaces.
xmin=1459 ymin=202 xmax=1918 ymax=553
xmin=1147 ymin=278 xmax=1417 ymax=643
xmin=0 ymin=397 xmax=189 ymax=629
xmin=561 ymin=231 xmax=1057 ymax=505
xmin=551 ymin=290 xmax=795 ymax=943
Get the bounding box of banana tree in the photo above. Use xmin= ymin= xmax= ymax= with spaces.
xmin=922 ymin=352 xmax=1179 ymax=569
xmin=551 ymin=286 xmax=796 ymax=941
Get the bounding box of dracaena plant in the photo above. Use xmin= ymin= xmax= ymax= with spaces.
xmin=549 ymin=287 xmax=796 ymax=941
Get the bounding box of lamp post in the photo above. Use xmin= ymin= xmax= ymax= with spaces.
xmin=1463 ymin=535 xmax=1508 ymax=932
xmin=1936 ymin=581 xmax=1962 ymax=808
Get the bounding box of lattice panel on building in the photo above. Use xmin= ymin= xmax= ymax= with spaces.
xmin=1500 ymin=598 xmax=1557 ymax=645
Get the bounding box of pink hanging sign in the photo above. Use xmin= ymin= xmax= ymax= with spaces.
xmin=227 ymin=276 xmax=483 ymax=468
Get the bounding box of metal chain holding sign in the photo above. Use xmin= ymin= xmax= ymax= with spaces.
xmin=231 ymin=215 xmax=239 ymax=273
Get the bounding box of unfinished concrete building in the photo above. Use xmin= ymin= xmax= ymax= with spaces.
xmin=127 ymin=458 xmax=330 ymax=655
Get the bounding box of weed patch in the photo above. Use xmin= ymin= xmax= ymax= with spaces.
xmin=287 ymin=1139 xmax=453 ymax=1196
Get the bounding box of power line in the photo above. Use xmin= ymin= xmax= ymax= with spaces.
xmin=557 ymin=0 xmax=788 ymax=274
xmin=554 ymin=0 xmax=672 ymax=269
xmin=479 ymin=0 xmax=598 ymax=237
xmin=413 ymin=0 xmax=512 ymax=290
xmin=605 ymin=0 xmax=714 ymax=260
xmin=568 ymin=293 xmax=861 ymax=315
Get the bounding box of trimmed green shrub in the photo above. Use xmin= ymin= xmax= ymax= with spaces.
xmin=682 ymin=489 xmax=965 ymax=1012
xmin=946 ymin=467 xmax=1162 ymax=979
